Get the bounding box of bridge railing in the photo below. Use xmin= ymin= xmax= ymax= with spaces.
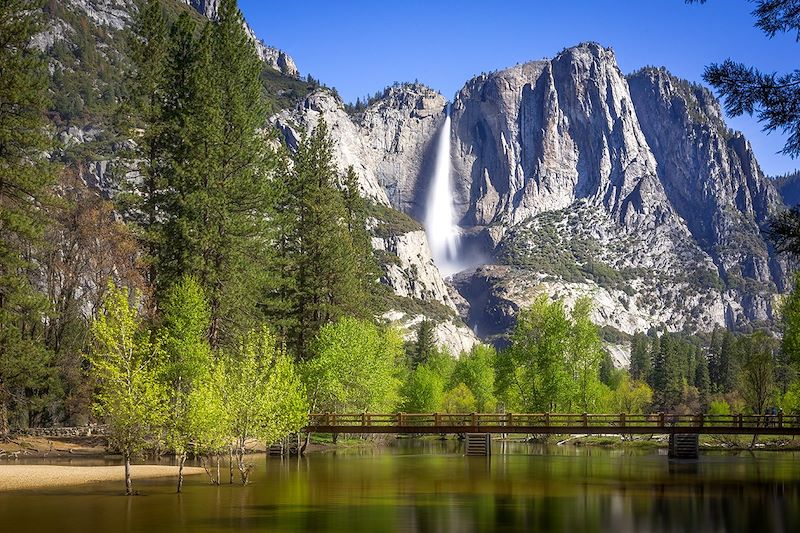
xmin=307 ymin=412 xmax=800 ymax=430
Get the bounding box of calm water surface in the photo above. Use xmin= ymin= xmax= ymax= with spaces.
xmin=1 ymin=439 xmax=799 ymax=532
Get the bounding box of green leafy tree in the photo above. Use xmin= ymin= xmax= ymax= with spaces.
xmin=185 ymin=359 xmax=230 ymax=485
xmin=223 ymin=328 xmax=307 ymax=484
xmin=450 ymin=345 xmax=496 ymax=412
xmin=303 ymin=317 xmax=402 ymax=414
xmin=88 ymin=284 xmax=168 ymax=495
xmin=401 ymin=364 xmax=446 ymax=413
xmin=443 ymin=383 xmax=477 ymax=413
xmin=0 ymin=0 xmax=59 ymax=434
xmin=567 ymin=298 xmax=605 ymax=411
xmin=495 ymin=296 xmax=571 ymax=412
xmin=612 ymin=374 xmax=653 ymax=414
xmin=735 ymin=331 xmax=778 ymax=415
xmin=159 ymin=276 xmax=213 ymax=492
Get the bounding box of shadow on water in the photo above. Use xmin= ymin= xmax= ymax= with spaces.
xmin=2 ymin=439 xmax=800 ymax=532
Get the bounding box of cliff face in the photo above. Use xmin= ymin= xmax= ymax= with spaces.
xmin=302 ymin=43 xmax=786 ymax=348
xmin=275 ymin=89 xmax=481 ymax=353
xmin=451 ymin=44 xmax=669 ymax=230
xmin=628 ymin=67 xmax=786 ymax=298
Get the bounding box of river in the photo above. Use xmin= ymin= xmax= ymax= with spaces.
xmin=1 ymin=438 xmax=799 ymax=532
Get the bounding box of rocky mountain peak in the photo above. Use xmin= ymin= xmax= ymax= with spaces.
xmin=364 ymin=83 xmax=445 ymax=120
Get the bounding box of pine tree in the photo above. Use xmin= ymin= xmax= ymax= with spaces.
xmin=719 ymin=330 xmax=737 ymax=392
xmin=156 ymin=1 xmax=275 ymax=347
xmin=781 ymin=274 xmax=800 ymax=371
xmin=121 ymin=0 xmax=169 ymax=298
xmin=695 ymin=353 xmax=711 ymax=410
xmin=0 ymin=1 xmax=59 ymax=434
xmin=708 ymin=327 xmax=723 ymax=390
xmin=412 ymin=319 xmax=436 ymax=369
xmin=629 ymin=332 xmax=651 ymax=382
xmin=268 ymin=120 xmax=365 ymax=359
xmin=341 ymin=166 xmax=379 ymax=315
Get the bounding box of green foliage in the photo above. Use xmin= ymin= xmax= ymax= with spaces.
xmin=443 ymin=383 xmax=477 ymax=413
xmin=450 ymin=345 xmax=496 ymax=412
xmin=568 ymin=298 xmax=605 ymax=411
xmin=366 ymin=202 xmax=424 ymax=238
xmin=303 ymin=317 xmax=402 ymax=413
xmin=121 ymin=0 xmax=277 ymax=348
xmin=411 ymin=319 xmax=436 ymax=369
xmin=223 ymin=326 xmax=308 ymax=483
xmin=735 ymin=331 xmax=778 ymax=414
xmin=267 ymin=121 xmax=377 ymax=358
xmin=695 ymin=353 xmax=711 ymax=409
xmin=496 ymin=296 xmax=604 ymax=412
xmin=781 ymin=274 xmax=800 ymax=370
xmin=88 ymin=283 xmax=168 ymax=494
xmin=629 ymin=333 xmax=651 ymax=383
xmin=0 ymin=1 xmax=60 ymax=433
xmin=159 ymin=276 xmax=213 ymax=475
xmin=708 ymin=398 xmax=732 ymax=416
xmin=401 ymin=364 xmax=446 ymax=412
xmin=495 ymin=296 xmax=569 ymax=412
xmin=185 ymin=360 xmax=229 ymax=457
xmin=612 ymin=374 xmax=653 ymax=414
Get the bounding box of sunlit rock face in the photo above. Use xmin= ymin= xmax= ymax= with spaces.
xmin=627 ymin=67 xmax=787 ymax=303
xmin=444 ymin=43 xmax=786 ymax=343
xmin=276 ymin=43 xmax=788 ymax=347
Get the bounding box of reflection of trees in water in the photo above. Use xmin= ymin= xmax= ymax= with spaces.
xmin=18 ymin=442 xmax=800 ymax=532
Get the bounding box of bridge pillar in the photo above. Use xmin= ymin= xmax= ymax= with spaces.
xmin=465 ymin=433 xmax=491 ymax=456
xmin=668 ymin=433 xmax=699 ymax=459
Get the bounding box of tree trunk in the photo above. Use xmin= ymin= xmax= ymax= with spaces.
xmin=216 ymin=454 xmax=220 ymax=485
xmin=0 ymin=401 xmax=8 ymax=439
xmin=332 ymin=432 xmax=338 ymax=444
xmin=229 ymin=446 xmax=234 ymax=484
xmin=124 ymin=453 xmax=133 ymax=496
xmin=300 ymin=432 xmax=310 ymax=456
xmin=177 ymin=452 xmax=187 ymax=493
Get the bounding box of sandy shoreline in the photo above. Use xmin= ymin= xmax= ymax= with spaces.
xmin=0 ymin=464 xmax=205 ymax=491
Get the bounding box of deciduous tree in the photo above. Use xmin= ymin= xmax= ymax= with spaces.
xmin=88 ymin=284 xmax=167 ymax=495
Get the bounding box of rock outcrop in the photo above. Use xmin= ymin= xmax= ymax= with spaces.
xmin=359 ymin=84 xmax=448 ymax=218
xmin=371 ymin=231 xmax=455 ymax=308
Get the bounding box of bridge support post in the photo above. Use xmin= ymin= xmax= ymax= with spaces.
xmin=668 ymin=433 xmax=699 ymax=459
xmin=465 ymin=433 xmax=491 ymax=456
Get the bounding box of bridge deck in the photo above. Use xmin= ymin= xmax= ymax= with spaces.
xmin=305 ymin=413 xmax=800 ymax=436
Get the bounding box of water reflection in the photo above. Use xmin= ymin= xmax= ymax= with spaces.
xmin=1 ymin=439 xmax=799 ymax=532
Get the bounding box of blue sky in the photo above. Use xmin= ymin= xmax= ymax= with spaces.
xmin=240 ymin=0 xmax=799 ymax=176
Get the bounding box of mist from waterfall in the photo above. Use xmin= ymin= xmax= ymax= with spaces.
xmin=425 ymin=110 xmax=462 ymax=277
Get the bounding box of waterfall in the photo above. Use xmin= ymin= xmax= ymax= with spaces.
xmin=425 ymin=109 xmax=461 ymax=276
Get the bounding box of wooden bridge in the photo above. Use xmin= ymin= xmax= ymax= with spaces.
xmin=306 ymin=412 xmax=800 ymax=436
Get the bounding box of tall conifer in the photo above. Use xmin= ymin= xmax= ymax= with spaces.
xmin=0 ymin=0 xmax=59 ymax=433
